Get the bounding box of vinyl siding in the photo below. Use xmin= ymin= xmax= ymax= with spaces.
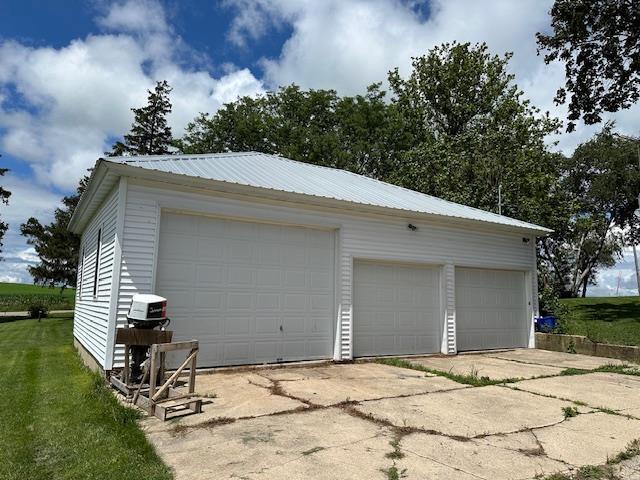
xmin=104 ymin=180 xmax=538 ymax=367
xmin=73 ymin=187 xmax=118 ymax=367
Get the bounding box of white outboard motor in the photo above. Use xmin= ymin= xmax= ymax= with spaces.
xmin=127 ymin=294 xmax=171 ymax=383
xmin=127 ymin=294 xmax=169 ymax=329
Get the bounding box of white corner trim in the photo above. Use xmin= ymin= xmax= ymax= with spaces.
xmin=104 ymin=177 xmax=127 ymax=370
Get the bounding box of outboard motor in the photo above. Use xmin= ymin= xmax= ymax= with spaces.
xmin=127 ymin=294 xmax=170 ymax=383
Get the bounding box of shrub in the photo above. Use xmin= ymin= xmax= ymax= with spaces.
xmin=27 ymin=303 xmax=49 ymax=319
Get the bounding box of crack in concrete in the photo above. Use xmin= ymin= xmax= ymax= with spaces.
xmin=400 ymin=446 xmax=488 ymax=480
xmin=498 ymin=383 xmax=640 ymax=420
xmin=229 ymin=433 xmax=386 ymax=478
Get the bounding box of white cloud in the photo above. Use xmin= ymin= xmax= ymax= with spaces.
xmin=225 ymin=0 xmax=640 ymax=154
xmin=588 ymin=247 xmax=639 ymax=297
xmin=0 ymin=0 xmax=265 ymax=191
xmin=0 ymin=172 xmax=61 ymax=283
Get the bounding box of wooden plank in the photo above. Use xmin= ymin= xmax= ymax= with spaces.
xmin=188 ymin=349 xmax=197 ymax=394
xmin=153 ymin=340 xmax=198 ymax=353
xmin=110 ymin=375 xmax=133 ymax=396
xmin=149 ymin=345 xmax=158 ymax=403
xmin=152 ymin=350 xmax=198 ymax=401
xmin=115 ymin=328 xmax=173 ymax=346
xmin=154 ymin=393 xmax=199 ymax=404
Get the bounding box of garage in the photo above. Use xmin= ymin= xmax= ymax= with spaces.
xmin=155 ymin=212 xmax=335 ymax=367
xmin=353 ymin=261 xmax=441 ymax=357
xmin=455 ymin=267 xmax=528 ymax=351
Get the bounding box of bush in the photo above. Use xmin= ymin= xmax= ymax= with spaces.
xmin=27 ymin=303 xmax=49 ymax=319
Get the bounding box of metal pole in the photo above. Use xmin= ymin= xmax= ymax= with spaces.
xmin=634 ymin=244 xmax=640 ymax=296
xmin=498 ymin=184 xmax=502 ymax=215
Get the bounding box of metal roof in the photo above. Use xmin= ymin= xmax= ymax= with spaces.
xmin=110 ymin=151 xmax=549 ymax=233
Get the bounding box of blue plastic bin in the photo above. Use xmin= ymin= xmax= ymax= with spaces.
xmin=535 ymin=316 xmax=557 ymax=333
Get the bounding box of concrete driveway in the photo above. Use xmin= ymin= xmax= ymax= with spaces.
xmin=141 ymin=349 xmax=640 ymax=480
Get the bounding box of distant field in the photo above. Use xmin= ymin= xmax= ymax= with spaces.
xmin=0 ymin=283 xmax=75 ymax=313
xmin=560 ymin=296 xmax=640 ymax=347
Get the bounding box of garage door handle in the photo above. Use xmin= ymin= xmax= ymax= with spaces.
xmin=279 ymin=325 xmax=283 ymax=332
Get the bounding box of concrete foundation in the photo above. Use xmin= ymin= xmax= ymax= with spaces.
xmin=536 ymin=333 xmax=640 ymax=364
xmin=74 ymin=337 xmax=106 ymax=376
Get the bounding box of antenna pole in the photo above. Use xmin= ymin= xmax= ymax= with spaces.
xmin=498 ymin=184 xmax=502 ymax=215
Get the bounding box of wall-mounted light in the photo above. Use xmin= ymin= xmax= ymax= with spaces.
xmin=522 ymin=237 xmax=530 ymax=244
xmin=407 ymin=223 xmax=418 ymax=231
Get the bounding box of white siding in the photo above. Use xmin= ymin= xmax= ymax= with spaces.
xmin=107 ymin=180 xmax=537 ymax=367
xmin=73 ymin=187 xmax=119 ymax=367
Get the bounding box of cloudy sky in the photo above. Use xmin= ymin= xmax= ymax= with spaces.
xmin=0 ymin=0 xmax=638 ymax=295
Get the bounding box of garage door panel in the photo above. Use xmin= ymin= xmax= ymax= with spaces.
xmin=456 ymin=268 xmax=527 ymax=351
xmin=157 ymin=213 xmax=334 ymax=367
xmin=354 ymin=261 xmax=441 ymax=357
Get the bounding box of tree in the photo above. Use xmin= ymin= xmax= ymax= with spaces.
xmin=0 ymin=161 xmax=11 ymax=258
xmin=176 ymin=83 xmax=405 ymax=176
xmin=386 ymin=42 xmax=562 ymax=225
xmin=21 ymin=177 xmax=88 ymax=288
xmin=537 ymin=0 xmax=640 ymax=132
xmin=110 ymin=80 xmax=174 ymax=155
xmin=538 ymin=126 xmax=640 ymax=297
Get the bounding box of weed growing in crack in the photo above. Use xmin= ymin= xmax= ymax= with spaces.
xmin=559 ymin=364 xmax=639 ymax=377
xmin=375 ymin=358 xmax=520 ymax=386
xmin=385 ymin=439 xmax=404 ymax=459
xmin=381 ymin=463 xmax=407 ymax=480
xmin=539 ymin=438 xmax=640 ymax=479
xmin=607 ymin=439 xmax=640 ymax=465
xmin=562 ymin=406 xmax=580 ymax=418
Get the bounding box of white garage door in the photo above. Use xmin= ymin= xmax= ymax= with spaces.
xmin=156 ymin=213 xmax=335 ymax=367
xmin=353 ymin=261 xmax=441 ymax=357
xmin=455 ymin=267 xmax=527 ymax=351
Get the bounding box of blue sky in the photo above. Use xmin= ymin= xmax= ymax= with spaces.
xmin=0 ymin=0 xmax=638 ymax=295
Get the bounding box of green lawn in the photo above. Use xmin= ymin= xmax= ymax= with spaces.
xmin=0 ymin=313 xmax=172 ymax=480
xmin=0 ymin=282 xmax=75 ymax=312
xmin=559 ymin=296 xmax=640 ymax=346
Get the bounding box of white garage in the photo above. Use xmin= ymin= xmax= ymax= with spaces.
xmin=455 ymin=267 xmax=528 ymax=351
xmin=155 ymin=212 xmax=335 ymax=367
xmin=353 ymin=261 xmax=441 ymax=357
xmin=69 ymin=152 xmax=550 ymax=372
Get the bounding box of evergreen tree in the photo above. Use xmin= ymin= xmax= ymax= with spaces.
xmin=21 ymin=177 xmax=88 ymax=288
xmin=110 ymin=80 xmax=173 ymax=155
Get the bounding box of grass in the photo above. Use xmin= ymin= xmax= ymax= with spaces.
xmin=0 ymin=282 xmax=75 ymax=312
xmin=0 ymin=313 xmax=171 ymax=480
xmin=559 ymin=296 xmax=640 ymax=347
xmin=375 ymin=357 xmax=521 ymax=386
xmin=539 ymin=440 xmax=640 ymax=480
xmin=562 ymin=406 xmax=580 ymax=418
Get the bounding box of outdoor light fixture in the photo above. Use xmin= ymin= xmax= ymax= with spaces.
xmin=407 ymin=223 xmax=418 ymax=231
xmin=522 ymin=237 xmax=530 ymax=244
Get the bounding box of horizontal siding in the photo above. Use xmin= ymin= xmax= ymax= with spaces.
xmin=110 ymin=180 xmax=538 ymax=366
xmin=74 ymin=187 xmax=119 ymax=367
xmin=112 ymin=187 xmax=159 ymax=367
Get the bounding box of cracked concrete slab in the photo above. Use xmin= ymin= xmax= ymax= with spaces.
xmin=512 ymin=372 xmax=640 ymax=412
xmin=355 ymin=385 xmax=574 ymax=438
xmin=404 ymin=355 xmax=563 ymax=380
xmin=488 ymin=349 xmax=626 ymax=370
xmin=143 ymin=407 xmax=392 ymax=480
xmin=399 ymin=432 xmax=567 ymax=479
xmin=261 ymin=362 xmax=463 ymax=406
xmin=532 ymin=412 xmax=640 ymax=466
xmin=144 ymin=372 xmax=306 ymax=433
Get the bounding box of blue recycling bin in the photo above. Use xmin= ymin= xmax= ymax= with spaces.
xmin=535 ymin=316 xmax=557 ymax=333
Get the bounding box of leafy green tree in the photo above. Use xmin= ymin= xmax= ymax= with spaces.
xmin=386 ymin=42 xmax=562 ymax=225
xmin=539 ymin=126 xmax=640 ymax=297
xmin=176 ymin=83 xmax=405 ymax=175
xmin=537 ymin=0 xmax=640 ymax=132
xmin=110 ymin=80 xmax=174 ymax=156
xmin=21 ymin=177 xmax=88 ymax=288
xmin=0 ymin=162 xmax=11 ymax=258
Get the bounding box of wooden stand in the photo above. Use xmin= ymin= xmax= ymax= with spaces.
xmin=109 ymin=328 xmax=203 ymax=421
